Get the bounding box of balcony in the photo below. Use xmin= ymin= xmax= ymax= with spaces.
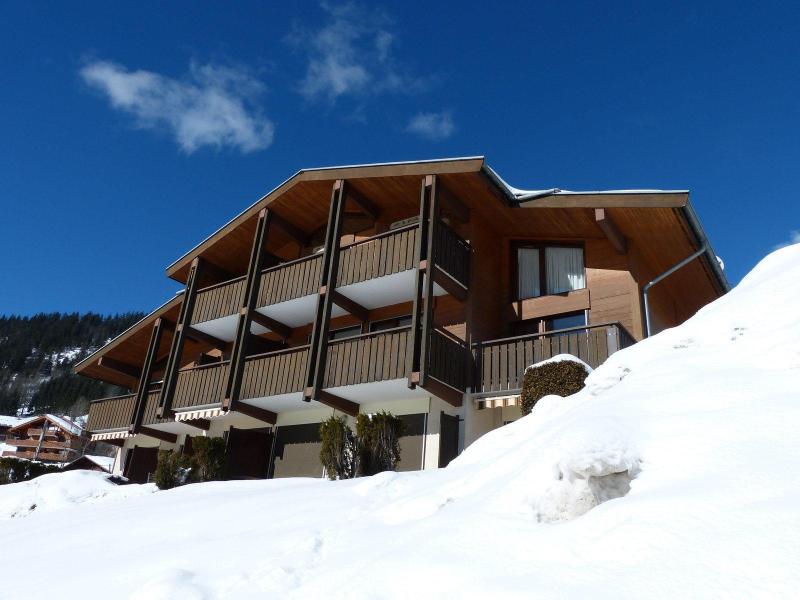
xmin=188 ymin=223 xmax=467 ymax=342
xmin=472 ymin=322 xmax=636 ymax=397
xmin=87 ymin=393 xmax=136 ymax=433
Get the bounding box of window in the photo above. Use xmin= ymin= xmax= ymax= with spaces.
xmin=328 ymin=325 xmax=362 ymax=340
xmin=369 ymin=315 xmax=412 ymax=332
xmin=546 ymin=311 xmax=587 ymax=332
xmin=516 ymin=244 xmax=585 ymax=300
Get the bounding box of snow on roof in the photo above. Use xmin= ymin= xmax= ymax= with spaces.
xmin=0 ymin=415 xmax=28 ymax=428
xmin=45 ymin=415 xmax=84 ymax=436
xmin=74 ymin=455 xmax=114 ymax=472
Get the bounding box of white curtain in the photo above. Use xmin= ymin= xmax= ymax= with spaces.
xmin=545 ymin=247 xmax=585 ymax=294
xmin=517 ymin=247 xmax=540 ymax=298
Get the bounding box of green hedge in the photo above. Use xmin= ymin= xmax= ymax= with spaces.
xmin=154 ymin=436 xmax=227 ymax=490
xmin=0 ymin=457 xmax=61 ymax=485
xmin=520 ymin=358 xmax=590 ymax=415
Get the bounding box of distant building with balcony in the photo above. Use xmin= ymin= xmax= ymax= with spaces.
xmin=1 ymin=414 xmax=86 ymax=464
xmin=75 ymin=157 xmax=728 ymax=483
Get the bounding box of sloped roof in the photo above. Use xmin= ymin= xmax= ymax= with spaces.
xmin=7 ymin=414 xmax=85 ymax=436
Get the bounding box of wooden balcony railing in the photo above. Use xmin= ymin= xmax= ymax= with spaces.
xmin=433 ymin=222 xmax=470 ymax=288
xmin=87 ymin=393 xmax=136 ymax=432
xmin=2 ymin=449 xmax=73 ymax=462
xmin=337 ymin=225 xmax=418 ymax=287
xmin=172 ymin=361 xmax=230 ymax=411
xmin=141 ymin=384 xmax=170 ymax=427
xmin=427 ymin=329 xmax=470 ymax=392
xmin=4 ymin=438 xmax=81 ymax=450
xmin=472 ymin=322 xmax=636 ymax=396
xmin=240 ymin=346 xmax=309 ymax=400
xmin=324 ymin=326 xmax=411 ymax=388
xmin=257 ymin=254 xmax=323 ymax=307
xmin=191 ymin=276 xmax=247 ymax=325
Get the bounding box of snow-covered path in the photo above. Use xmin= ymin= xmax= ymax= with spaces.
xmin=2 ymin=245 xmax=800 ymax=599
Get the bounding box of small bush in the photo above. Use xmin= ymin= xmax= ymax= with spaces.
xmin=355 ymin=411 xmax=403 ymax=476
xmin=154 ymin=449 xmax=194 ymax=490
xmin=520 ymin=357 xmax=590 ymax=415
xmin=190 ymin=436 xmax=227 ymax=482
xmin=0 ymin=457 xmax=61 ymax=485
xmin=320 ymin=415 xmax=356 ymax=480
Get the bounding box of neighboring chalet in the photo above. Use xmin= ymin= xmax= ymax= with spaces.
xmin=75 ymin=157 xmax=728 ymax=483
xmin=1 ymin=414 xmax=86 ymax=464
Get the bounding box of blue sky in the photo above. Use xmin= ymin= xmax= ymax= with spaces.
xmin=1 ymin=1 xmax=798 ymax=315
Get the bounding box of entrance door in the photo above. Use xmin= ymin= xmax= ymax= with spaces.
xmin=124 ymin=446 xmax=158 ymax=483
xmin=438 ymin=412 xmax=460 ymax=468
xmin=225 ymin=427 xmax=274 ymax=479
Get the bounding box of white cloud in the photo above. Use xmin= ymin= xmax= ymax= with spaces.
xmin=406 ymin=111 xmax=455 ymax=141
xmin=80 ymin=60 xmax=274 ymax=153
xmin=290 ymin=3 xmax=413 ymax=102
xmin=774 ymin=230 xmax=800 ymax=250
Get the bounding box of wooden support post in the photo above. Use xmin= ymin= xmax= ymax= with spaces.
xmin=224 ymin=208 xmax=272 ymax=412
xmin=304 ymin=180 xmax=347 ymax=402
xmin=129 ymin=318 xmax=166 ymax=434
xmin=595 ymin=208 xmax=627 ymax=254
xmin=408 ymin=175 xmax=438 ymax=389
xmin=158 ymin=257 xmax=204 ymax=417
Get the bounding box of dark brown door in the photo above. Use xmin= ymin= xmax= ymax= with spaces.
xmin=225 ymin=427 xmax=273 ymax=480
xmin=438 ymin=412 xmax=460 ymax=468
xmin=124 ymin=446 xmax=158 ymax=483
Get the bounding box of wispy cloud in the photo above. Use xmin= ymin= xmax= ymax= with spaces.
xmin=774 ymin=230 xmax=800 ymax=250
xmin=80 ymin=60 xmax=274 ymax=153
xmin=289 ymin=3 xmax=415 ymax=103
xmin=406 ymin=111 xmax=455 ymax=141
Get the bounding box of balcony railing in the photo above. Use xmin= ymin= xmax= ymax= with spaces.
xmin=87 ymin=393 xmax=136 ymax=432
xmin=433 ymin=222 xmax=470 ymax=288
xmin=427 ymin=328 xmax=470 ymax=392
xmin=172 ymin=361 xmax=230 ymax=411
xmin=338 ymin=225 xmax=418 ymax=287
xmin=141 ymin=384 xmax=170 ymax=427
xmin=472 ymin=322 xmax=636 ymax=396
xmin=241 ymin=345 xmax=309 ymax=399
xmin=324 ymin=326 xmax=411 ymax=388
xmin=257 ymin=254 xmax=323 ymax=308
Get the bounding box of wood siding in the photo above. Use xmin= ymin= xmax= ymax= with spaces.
xmin=473 ymin=323 xmax=634 ymax=395
xmin=172 ymin=362 xmax=230 ymax=410
xmin=323 ymin=327 xmax=410 ymax=388
xmin=240 ymin=346 xmax=309 ymax=399
xmin=337 ymin=225 xmax=417 ymax=287
xmin=87 ymin=394 xmax=136 ymax=432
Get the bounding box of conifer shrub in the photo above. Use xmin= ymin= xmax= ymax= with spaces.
xmin=355 ymin=411 xmax=403 ymax=476
xmin=190 ymin=436 xmax=227 ymax=482
xmin=154 ymin=449 xmax=194 ymax=490
xmin=0 ymin=457 xmax=61 ymax=485
xmin=319 ymin=415 xmax=356 ymax=480
xmin=520 ymin=357 xmax=590 ymax=415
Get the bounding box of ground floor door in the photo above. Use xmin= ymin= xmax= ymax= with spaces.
xmin=225 ymin=427 xmax=274 ymax=480
xmin=439 ymin=412 xmax=460 ymax=468
xmin=124 ymin=446 xmax=158 ymax=483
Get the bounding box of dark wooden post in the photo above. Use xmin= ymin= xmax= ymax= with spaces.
xmin=223 ymin=209 xmax=272 ymax=412
xmin=158 ymin=257 xmax=204 ymax=417
xmin=304 ymin=180 xmax=347 ymax=402
xmin=129 ymin=318 xmax=166 ymax=433
xmin=408 ymin=175 xmax=438 ymax=388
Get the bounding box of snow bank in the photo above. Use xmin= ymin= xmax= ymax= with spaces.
xmin=1 ymin=245 xmax=800 ymax=598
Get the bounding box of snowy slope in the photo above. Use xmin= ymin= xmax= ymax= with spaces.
xmin=2 ymin=245 xmax=800 ymax=599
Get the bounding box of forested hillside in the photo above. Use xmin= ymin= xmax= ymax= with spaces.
xmin=0 ymin=313 xmax=145 ymax=417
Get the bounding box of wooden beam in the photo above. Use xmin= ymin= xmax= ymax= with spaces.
xmin=232 ymin=401 xmax=277 ymax=425
xmin=250 ymin=310 xmax=292 ymax=339
xmin=317 ymin=390 xmax=359 ymax=417
xmin=421 ymin=376 xmax=464 ymax=408
xmin=183 ymin=419 xmax=211 ymax=431
xmin=431 ymin=266 xmax=468 ymax=302
xmin=185 ymin=326 xmax=228 ymax=350
xmin=304 ymin=179 xmax=347 ymax=402
xmin=98 ymin=356 xmax=140 ymax=380
xmin=330 ymin=290 xmax=369 ymax=322
xmin=272 ymin=213 xmax=309 ymax=246
xmin=346 ymin=186 xmax=381 ymax=221
xmin=594 ymin=208 xmax=627 ymax=254
xmin=439 ymin=185 xmax=470 ymax=224
xmin=140 ymin=427 xmax=178 ymax=444
xmin=130 ymin=318 xmax=166 ymax=434
xmin=159 ymin=257 xmax=204 ymax=417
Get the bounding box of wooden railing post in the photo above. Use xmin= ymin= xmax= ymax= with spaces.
xmin=129 ymin=318 xmax=165 ymax=433
xmin=158 ymin=257 xmax=204 ymax=417
xmin=408 ymin=175 xmax=438 ymax=389
xmin=304 ymin=180 xmax=347 ymax=402
xmin=224 ymin=208 xmax=273 ymax=412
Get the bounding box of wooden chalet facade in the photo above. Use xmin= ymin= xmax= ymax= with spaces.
xmin=75 ymin=157 xmax=728 ymax=482
xmin=1 ymin=414 xmax=87 ymax=464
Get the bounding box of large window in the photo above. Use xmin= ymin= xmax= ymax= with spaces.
xmin=516 ymin=244 xmax=585 ymax=300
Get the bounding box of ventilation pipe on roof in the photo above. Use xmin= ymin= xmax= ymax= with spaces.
xmin=643 ymin=244 xmax=708 ymax=338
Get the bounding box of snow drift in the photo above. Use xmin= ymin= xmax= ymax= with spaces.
xmin=2 ymin=245 xmax=800 ymax=599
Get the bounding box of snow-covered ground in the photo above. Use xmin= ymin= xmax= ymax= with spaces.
xmin=2 ymin=245 xmax=800 ymax=599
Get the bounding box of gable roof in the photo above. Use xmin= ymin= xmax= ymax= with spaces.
xmin=8 ymin=414 xmax=84 ymax=436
